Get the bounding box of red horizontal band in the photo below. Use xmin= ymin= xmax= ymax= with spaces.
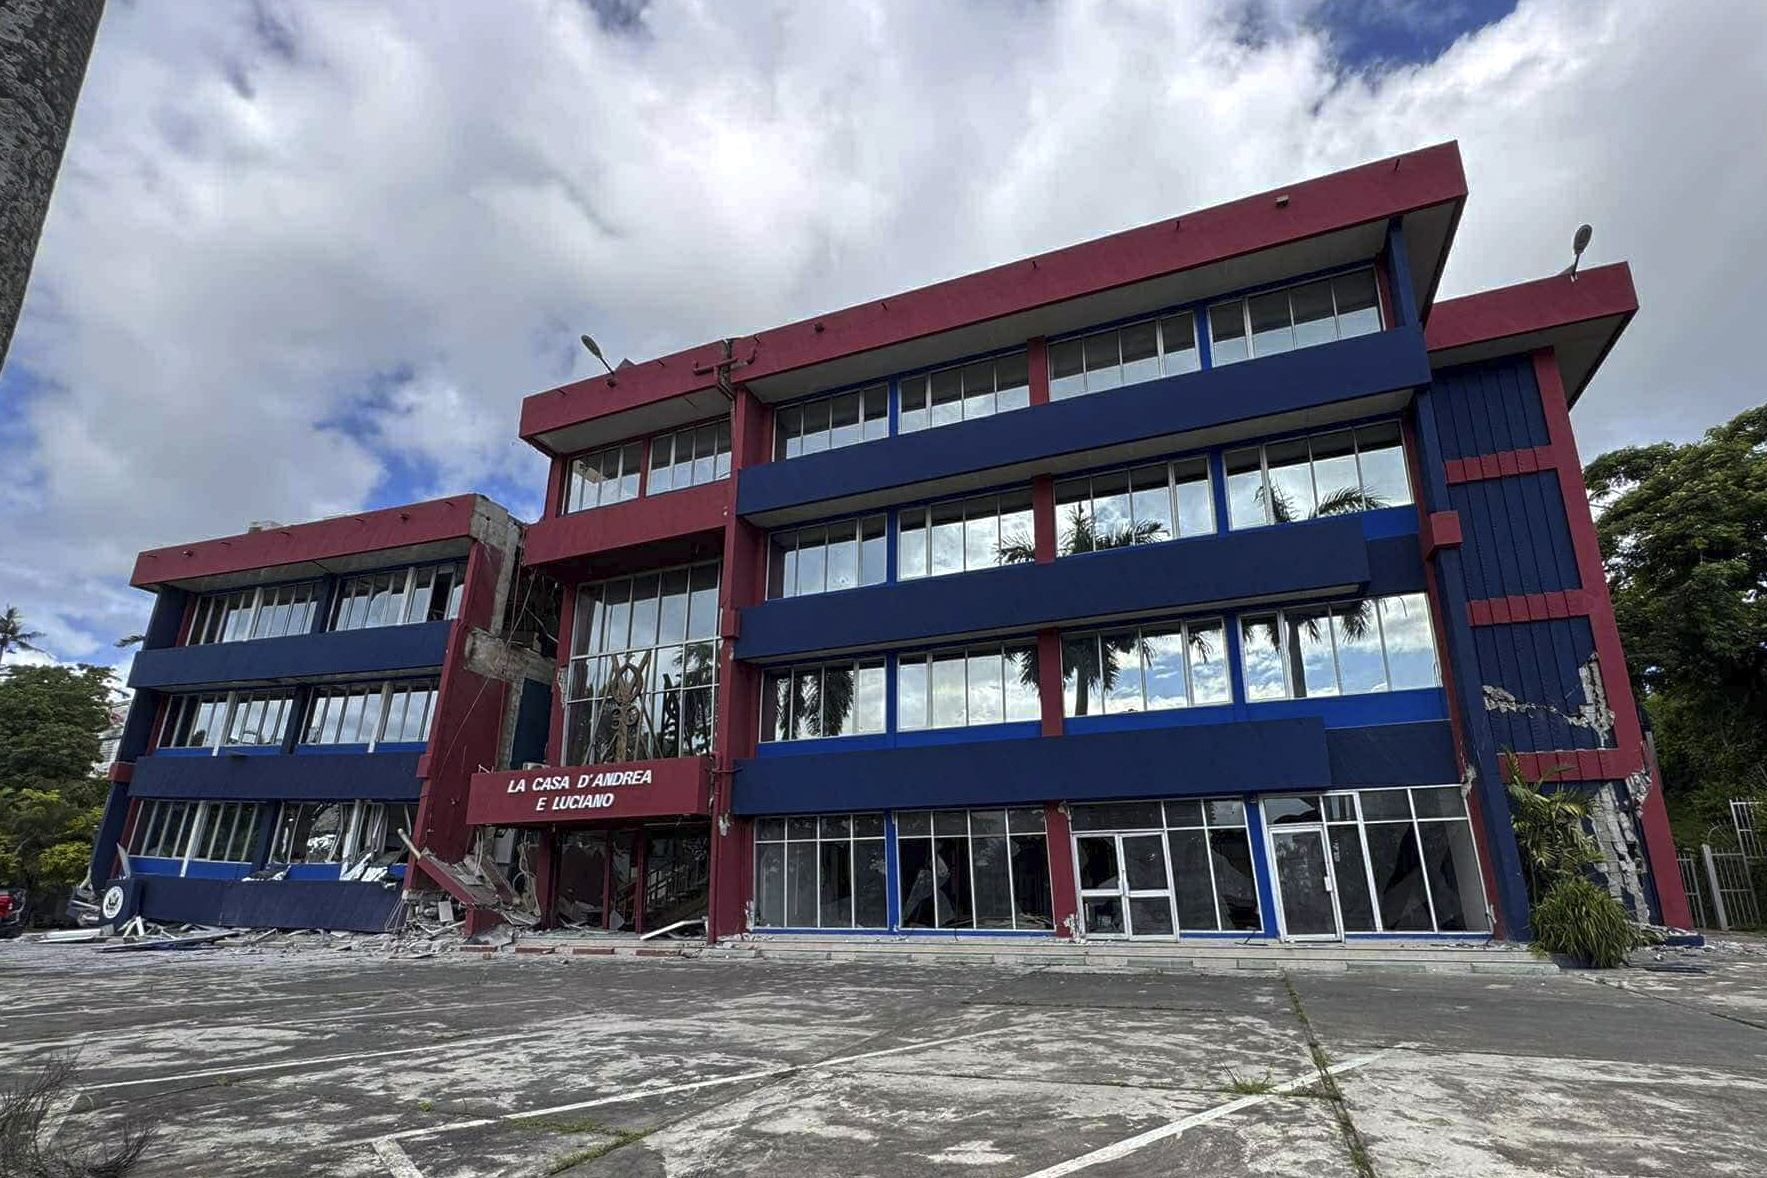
xmin=1465 ymin=589 xmax=1596 ymax=627
xmin=1443 ymin=445 xmax=1559 ymax=485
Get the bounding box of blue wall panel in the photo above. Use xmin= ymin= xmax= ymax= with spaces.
xmin=1448 ymin=473 xmax=1581 ymax=600
xmin=134 ymin=874 xmax=403 ymax=932
xmin=739 ymin=515 xmax=1378 ymax=661
xmin=738 ymin=327 xmax=1430 ymax=518
xmin=1471 ymin=616 xmax=1607 ymax=754
xmin=129 ymin=750 xmax=423 ymax=801
xmin=128 ymin=620 xmax=451 ymax=690
xmin=1430 ymin=355 xmax=1550 ymax=461
xmin=511 ymin=678 xmax=553 ymax=769
xmin=734 ymin=717 xmax=1453 ymax=815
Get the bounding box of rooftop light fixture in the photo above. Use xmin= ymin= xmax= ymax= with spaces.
xmin=580 ymin=334 xmax=614 ymax=375
xmin=1565 ymin=224 xmax=1592 ymax=281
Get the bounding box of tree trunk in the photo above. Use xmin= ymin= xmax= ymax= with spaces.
xmin=0 ymin=0 xmax=105 ymax=373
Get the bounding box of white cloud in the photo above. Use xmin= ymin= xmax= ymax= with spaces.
xmin=2 ymin=0 xmax=1763 ymax=661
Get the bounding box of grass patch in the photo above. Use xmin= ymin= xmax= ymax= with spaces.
xmin=416 ymin=1099 xmax=433 ymax=1113
xmin=512 ymin=1115 xmax=613 ymax=1135
xmin=1284 ymin=974 xmax=1377 ymax=1178
xmin=545 ymin=1127 xmax=656 ymax=1173
xmin=1219 ymin=1068 xmax=1279 ymax=1096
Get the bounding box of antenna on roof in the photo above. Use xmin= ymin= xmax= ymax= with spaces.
xmin=1561 ymin=224 xmax=1592 ymax=282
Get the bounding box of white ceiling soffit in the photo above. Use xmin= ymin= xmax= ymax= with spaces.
xmin=1427 ymin=312 xmax=1629 ymax=407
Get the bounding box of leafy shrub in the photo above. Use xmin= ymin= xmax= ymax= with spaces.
xmin=1532 ymin=876 xmax=1638 ymax=968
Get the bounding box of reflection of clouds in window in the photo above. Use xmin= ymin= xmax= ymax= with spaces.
xmin=1242 ymin=594 xmax=1438 ymax=702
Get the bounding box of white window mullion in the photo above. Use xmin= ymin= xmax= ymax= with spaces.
xmin=401 ymin=567 xmax=419 ymax=625
xmin=180 ymin=802 xmax=208 ymax=876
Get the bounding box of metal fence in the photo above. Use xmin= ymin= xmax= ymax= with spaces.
xmin=1679 ymin=845 xmax=1763 ymax=931
xmin=1734 ymin=799 xmax=1764 ymax=862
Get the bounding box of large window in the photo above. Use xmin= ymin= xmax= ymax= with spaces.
xmin=898 ymin=644 xmax=1040 ymax=731
xmin=1048 ymin=312 xmax=1198 ymax=401
xmin=270 ymin=800 xmax=414 ymax=866
xmin=1209 ymin=269 xmax=1382 ymax=366
xmin=1268 ymin=788 xmax=1489 ymax=934
xmin=564 ymin=564 xmax=721 ymax=764
xmin=898 ymin=489 xmax=1034 ymax=580
xmin=897 ymin=808 xmax=1053 ymax=930
xmin=187 ymin=582 xmax=321 ymax=645
xmin=302 ymin=680 xmax=439 ymax=748
xmin=1069 ymin=798 xmax=1261 ymax=934
xmin=127 ymin=799 xmax=200 ymax=859
xmin=761 ymin=659 xmax=886 ymax=742
xmin=189 ymin=802 xmax=265 ymax=863
xmin=753 ymin=813 xmax=889 ymax=929
xmin=900 ymin=352 xmax=1030 ymax=433
xmin=162 ymin=690 xmax=295 ymax=751
xmin=1239 ymin=593 xmax=1438 ymax=702
xmin=564 ymin=440 xmax=645 ymax=512
xmin=767 ymin=516 xmax=887 ymax=599
xmin=775 ymin=387 xmax=888 ymax=459
xmin=330 ymin=562 xmax=465 ymax=631
xmin=648 ymin=420 xmax=732 ymax=494
xmin=1224 ymin=423 xmax=1411 ymax=529
xmin=1062 ymin=618 xmax=1230 ymax=717
xmin=1054 ymin=457 xmax=1214 ymax=556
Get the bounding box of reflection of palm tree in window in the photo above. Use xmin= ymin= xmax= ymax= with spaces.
xmin=790 ymin=666 xmax=855 ymax=738
xmin=1000 ymin=508 xmax=1222 ymax=714
xmin=1262 ymin=483 xmax=1387 ymax=525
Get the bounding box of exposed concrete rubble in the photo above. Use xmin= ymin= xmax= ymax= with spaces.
xmin=1481 ymin=651 xmax=1616 ymax=741
xmin=1590 ymin=770 xmax=1654 ymax=918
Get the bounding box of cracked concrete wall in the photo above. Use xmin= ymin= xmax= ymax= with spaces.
xmin=1481 ymin=651 xmax=1615 ymax=743
xmin=1590 ymin=775 xmax=1651 ymax=919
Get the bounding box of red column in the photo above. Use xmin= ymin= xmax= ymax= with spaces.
xmin=1533 ymin=349 xmax=1692 ymax=928
xmin=534 ymin=829 xmax=559 ymax=930
xmin=707 ymin=389 xmax=769 ymax=942
xmin=1032 ymin=475 xmax=1056 ymax=564
xmin=1027 ymin=337 xmax=1050 ymax=406
xmin=544 ymin=455 xmax=566 ymax=518
xmin=1037 ymin=630 xmax=1063 ymax=738
xmin=546 ymin=579 xmax=576 ymax=766
xmin=1044 ymin=802 xmax=1077 ymax=938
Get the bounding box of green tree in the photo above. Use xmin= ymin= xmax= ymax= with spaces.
xmin=0 ymin=605 xmax=44 ymax=665
xmin=1585 ymin=405 xmax=1767 ymax=832
xmin=0 ymin=664 xmax=113 ymax=917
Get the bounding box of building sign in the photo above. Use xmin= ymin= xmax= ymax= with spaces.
xmin=466 ymin=758 xmax=709 ymax=827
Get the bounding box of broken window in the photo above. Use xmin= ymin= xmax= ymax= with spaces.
xmin=1314 ymin=787 xmax=1490 ymax=934
xmin=271 ymin=802 xmax=346 ymax=864
xmin=753 ymin=813 xmax=887 ymax=930
xmin=127 ymin=799 xmax=200 ymax=860
xmin=190 ymin=802 xmax=265 ymax=863
xmin=896 ymin=808 xmax=1052 ymax=931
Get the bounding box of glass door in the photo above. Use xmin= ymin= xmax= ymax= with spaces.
xmin=1262 ymin=796 xmax=1343 ymax=941
xmin=1074 ymin=832 xmax=1176 ymax=938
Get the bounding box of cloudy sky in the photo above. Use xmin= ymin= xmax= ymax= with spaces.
xmin=3 ymin=0 xmax=1763 ymax=668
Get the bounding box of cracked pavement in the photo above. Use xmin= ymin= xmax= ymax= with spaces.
xmin=1 ymin=940 xmax=1763 ymax=1176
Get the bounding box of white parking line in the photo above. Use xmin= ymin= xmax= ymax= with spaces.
xmin=77 ymin=1030 xmax=540 ymax=1092
xmin=355 ymin=1024 xmax=1020 ymax=1148
xmin=1015 ymin=1047 xmax=1400 ymax=1178
xmin=371 ymin=1138 xmax=427 ymax=1178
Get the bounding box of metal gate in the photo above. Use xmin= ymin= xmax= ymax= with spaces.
xmin=1733 ymin=800 xmax=1764 ymax=862
xmin=1680 ymin=844 xmax=1763 ymax=931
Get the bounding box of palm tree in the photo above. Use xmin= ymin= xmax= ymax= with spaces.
xmin=998 ymin=508 xmax=1167 ymax=714
xmin=0 ymin=2 xmax=107 ymax=370
xmin=0 ymin=605 xmax=44 ymax=665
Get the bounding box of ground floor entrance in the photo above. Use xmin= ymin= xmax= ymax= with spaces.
xmin=555 ymin=821 xmax=710 ymax=934
xmin=745 ymin=786 xmax=1491 ymax=942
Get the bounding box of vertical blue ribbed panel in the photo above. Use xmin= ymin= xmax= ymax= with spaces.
xmin=1430 ymin=356 xmax=1551 ymax=460
xmin=1472 ymin=617 xmax=1609 ymax=753
xmin=1449 ymin=472 xmax=1582 ymax=599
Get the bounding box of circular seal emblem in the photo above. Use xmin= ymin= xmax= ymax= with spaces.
xmin=100 ymin=885 xmax=126 ymax=921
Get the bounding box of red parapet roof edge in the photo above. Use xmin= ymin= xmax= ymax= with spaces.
xmin=130 ymin=493 xmax=488 ymax=589
xmin=1425 ymin=263 xmax=1638 ymax=353
xmin=520 ymin=141 xmax=1470 ymax=449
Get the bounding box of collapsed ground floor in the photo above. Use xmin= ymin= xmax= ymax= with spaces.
xmin=481 ymin=782 xmax=1495 ymax=943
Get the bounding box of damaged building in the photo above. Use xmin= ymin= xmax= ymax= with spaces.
xmin=89 ymin=142 xmax=1692 ymax=943
xmin=87 ymin=495 xmax=555 ymax=933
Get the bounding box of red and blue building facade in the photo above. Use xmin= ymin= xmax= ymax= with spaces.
xmin=90 ymin=495 xmax=549 ymax=932
xmin=487 ymin=140 xmax=1690 ymax=943
xmin=94 ymin=141 xmax=1690 ymax=943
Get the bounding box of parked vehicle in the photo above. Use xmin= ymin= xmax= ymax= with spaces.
xmin=0 ymin=888 xmax=26 ymax=937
